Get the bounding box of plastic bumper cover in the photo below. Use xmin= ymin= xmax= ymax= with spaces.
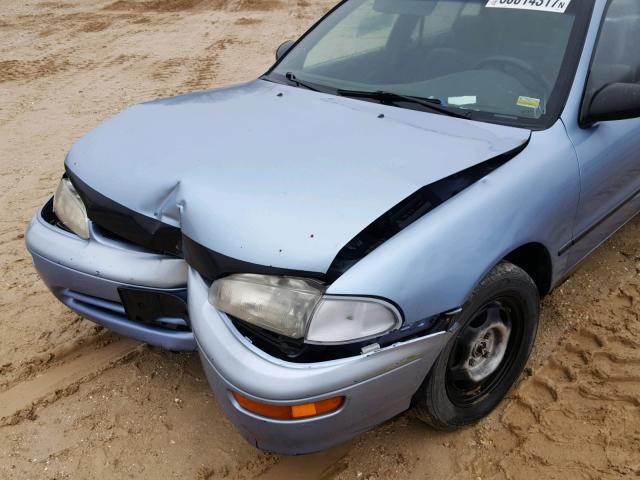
xmin=188 ymin=268 xmax=451 ymax=454
xmin=25 ymin=200 xmax=195 ymax=350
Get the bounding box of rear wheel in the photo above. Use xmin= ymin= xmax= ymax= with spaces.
xmin=415 ymin=261 xmax=539 ymax=430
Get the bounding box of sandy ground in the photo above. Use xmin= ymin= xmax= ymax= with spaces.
xmin=0 ymin=1 xmax=638 ymax=479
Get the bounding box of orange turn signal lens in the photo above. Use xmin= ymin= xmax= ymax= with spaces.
xmin=232 ymin=392 xmax=344 ymax=420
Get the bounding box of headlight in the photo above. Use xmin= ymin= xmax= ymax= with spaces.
xmin=209 ymin=274 xmax=323 ymax=339
xmin=209 ymin=274 xmax=402 ymax=344
xmin=53 ymin=178 xmax=90 ymax=239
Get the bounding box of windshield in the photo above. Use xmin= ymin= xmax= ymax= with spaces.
xmin=268 ymin=0 xmax=594 ymax=128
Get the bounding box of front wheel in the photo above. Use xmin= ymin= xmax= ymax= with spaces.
xmin=415 ymin=261 xmax=539 ymax=430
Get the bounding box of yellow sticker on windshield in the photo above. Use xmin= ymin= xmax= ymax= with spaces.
xmin=486 ymin=0 xmax=571 ymax=14
xmin=517 ymin=96 xmax=541 ymax=109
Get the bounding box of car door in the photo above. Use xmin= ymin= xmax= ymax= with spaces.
xmin=564 ymin=0 xmax=640 ymax=265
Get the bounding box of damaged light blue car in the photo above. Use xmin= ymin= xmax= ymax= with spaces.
xmin=26 ymin=0 xmax=640 ymax=454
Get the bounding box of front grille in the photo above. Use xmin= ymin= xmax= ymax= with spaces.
xmin=118 ymin=288 xmax=190 ymax=332
xmin=64 ymin=289 xmax=126 ymax=316
xmin=63 ymin=289 xmax=191 ymax=333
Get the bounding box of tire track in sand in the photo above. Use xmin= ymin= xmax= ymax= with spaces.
xmin=257 ymin=443 xmax=352 ymax=480
xmin=0 ymin=339 xmax=141 ymax=427
xmin=470 ymin=283 xmax=640 ymax=479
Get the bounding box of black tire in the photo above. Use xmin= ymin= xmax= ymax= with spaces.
xmin=414 ymin=261 xmax=539 ymax=430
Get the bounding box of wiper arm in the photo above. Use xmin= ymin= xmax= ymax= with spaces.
xmin=284 ymin=72 xmax=323 ymax=92
xmin=336 ymin=89 xmax=471 ymax=119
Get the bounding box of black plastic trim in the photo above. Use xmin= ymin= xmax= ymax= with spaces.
xmin=118 ymin=287 xmax=190 ymax=332
xmin=327 ymin=143 xmax=528 ymax=281
xmin=67 ymin=169 xmax=183 ymax=257
xmin=182 ymin=234 xmax=325 ymax=282
xmin=578 ymin=0 xmax=619 ymax=128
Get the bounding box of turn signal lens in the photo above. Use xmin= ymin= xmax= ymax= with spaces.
xmin=232 ymin=392 xmax=344 ymax=420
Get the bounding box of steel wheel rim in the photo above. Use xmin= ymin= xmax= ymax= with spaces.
xmin=445 ymin=297 xmax=524 ymax=408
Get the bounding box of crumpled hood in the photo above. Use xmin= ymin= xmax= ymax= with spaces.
xmin=66 ymin=80 xmax=530 ymax=273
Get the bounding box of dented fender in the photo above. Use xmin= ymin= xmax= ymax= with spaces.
xmin=327 ymin=120 xmax=580 ymax=324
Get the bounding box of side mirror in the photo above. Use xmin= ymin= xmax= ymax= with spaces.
xmin=582 ymin=82 xmax=640 ymax=126
xmin=275 ymin=40 xmax=295 ymax=61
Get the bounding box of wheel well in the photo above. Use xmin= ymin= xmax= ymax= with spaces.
xmin=504 ymin=243 xmax=552 ymax=297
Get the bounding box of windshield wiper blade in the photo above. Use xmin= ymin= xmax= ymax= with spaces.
xmin=336 ymin=89 xmax=471 ymax=119
xmin=284 ymin=72 xmax=323 ymax=92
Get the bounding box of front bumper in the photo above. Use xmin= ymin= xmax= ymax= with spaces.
xmin=26 ymin=199 xmax=196 ymax=351
xmin=27 ymin=198 xmax=451 ymax=452
xmin=188 ymin=268 xmax=451 ymax=454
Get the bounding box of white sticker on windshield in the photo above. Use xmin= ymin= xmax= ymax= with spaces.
xmin=448 ymin=96 xmax=477 ymax=106
xmin=485 ymin=0 xmax=571 ymax=14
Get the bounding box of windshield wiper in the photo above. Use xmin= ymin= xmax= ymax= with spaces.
xmin=336 ymin=89 xmax=471 ymax=119
xmin=284 ymin=72 xmax=323 ymax=92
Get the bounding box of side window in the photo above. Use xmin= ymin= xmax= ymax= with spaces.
xmin=586 ymin=0 xmax=640 ymax=95
xmin=303 ymin=1 xmax=397 ymax=69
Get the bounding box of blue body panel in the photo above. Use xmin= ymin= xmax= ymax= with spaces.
xmin=327 ymin=120 xmax=580 ymax=322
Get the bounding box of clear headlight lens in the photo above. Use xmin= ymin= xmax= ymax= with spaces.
xmin=209 ymin=274 xmax=324 ymax=339
xmin=53 ymin=178 xmax=90 ymax=239
xmin=305 ymin=297 xmax=402 ymax=345
xmin=209 ymin=274 xmax=402 ymax=344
